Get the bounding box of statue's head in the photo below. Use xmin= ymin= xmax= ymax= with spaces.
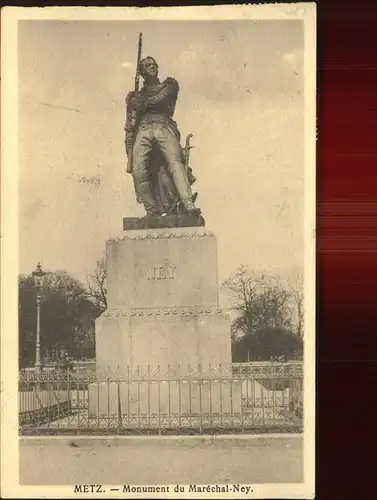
xmin=139 ymin=57 xmax=159 ymax=79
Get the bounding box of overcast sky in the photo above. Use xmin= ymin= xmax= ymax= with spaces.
xmin=18 ymin=19 xmax=304 ymax=288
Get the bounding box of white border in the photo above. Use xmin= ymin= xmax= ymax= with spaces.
xmin=1 ymin=4 xmax=316 ymax=499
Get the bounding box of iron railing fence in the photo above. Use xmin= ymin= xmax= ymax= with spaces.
xmin=19 ymin=363 xmax=303 ymax=435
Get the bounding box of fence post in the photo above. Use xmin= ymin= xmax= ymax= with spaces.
xmin=240 ymin=363 xmax=243 ymax=432
xmin=199 ymin=363 xmax=202 ymax=435
xmin=96 ymin=377 xmax=100 ymax=430
xmin=107 ymin=377 xmax=110 ymax=427
xmin=229 ymin=363 xmax=233 ymax=424
xmin=272 ymin=373 xmax=276 ymax=425
xmin=209 ymin=363 xmax=212 ymax=428
xmin=188 ymin=363 xmax=192 ymax=428
xmin=147 ymin=365 xmax=151 ymax=428
xmin=117 ymin=380 xmax=122 ymax=435
xmin=46 ymin=379 xmax=51 ymax=426
xmin=127 ymin=365 xmax=131 ymax=429
xmin=157 ymin=365 xmax=161 ymax=432
xmin=178 ymin=364 xmax=182 ymax=429
xmin=76 ymin=376 xmax=80 ymax=429
xmin=67 ymin=367 xmax=71 ymax=416
xmin=261 ymin=375 xmax=265 ymax=425
xmin=168 ymin=364 xmax=171 ymax=430
xmin=56 ymin=364 xmax=61 ymax=424
xmin=219 ymin=364 xmax=223 ymax=428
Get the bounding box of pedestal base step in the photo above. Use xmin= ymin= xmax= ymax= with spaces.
xmin=123 ymin=213 xmax=205 ymax=231
xmin=88 ymin=380 xmax=242 ymax=419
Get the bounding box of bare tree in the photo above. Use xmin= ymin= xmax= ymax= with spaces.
xmin=85 ymin=256 xmax=107 ymax=313
xmin=223 ymin=266 xmax=298 ymax=336
xmin=224 ymin=265 xmax=304 ymax=361
xmin=253 ymin=276 xmax=293 ymax=331
xmin=222 ymin=265 xmax=265 ymax=335
xmin=287 ymin=271 xmax=304 ymax=338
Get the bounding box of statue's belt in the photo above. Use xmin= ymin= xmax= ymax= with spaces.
xmin=136 ymin=115 xmax=180 ymax=142
xmin=138 ymin=114 xmax=175 ymax=126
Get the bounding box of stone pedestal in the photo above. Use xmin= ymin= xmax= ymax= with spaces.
xmin=90 ymin=224 xmax=233 ymax=419
xmin=95 ymin=306 xmax=231 ymax=379
xmin=106 ymin=227 xmax=219 ymax=310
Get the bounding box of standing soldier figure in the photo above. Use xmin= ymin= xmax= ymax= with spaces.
xmin=125 ymin=55 xmax=200 ymax=217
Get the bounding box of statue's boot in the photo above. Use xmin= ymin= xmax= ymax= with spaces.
xmin=181 ymin=197 xmax=201 ymax=215
xmin=137 ymin=180 xmax=161 ymax=216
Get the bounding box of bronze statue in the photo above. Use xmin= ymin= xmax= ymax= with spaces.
xmin=124 ymin=38 xmax=200 ymax=217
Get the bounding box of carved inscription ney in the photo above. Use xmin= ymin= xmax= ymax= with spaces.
xmin=141 ymin=265 xmax=177 ymax=280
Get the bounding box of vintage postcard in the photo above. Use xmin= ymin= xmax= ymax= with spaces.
xmin=1 ymin=4 xmax=316 ymax=499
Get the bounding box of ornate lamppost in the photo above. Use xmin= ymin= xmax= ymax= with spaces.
xmin=32 ymin=262 xmax=46 ymax=373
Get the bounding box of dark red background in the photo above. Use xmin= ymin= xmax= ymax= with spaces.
xmin=317 ymin=0 xmax=376 ymax=498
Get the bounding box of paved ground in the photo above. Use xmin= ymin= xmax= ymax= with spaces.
xmin=19 ymin=435 xmax=303 ymax=485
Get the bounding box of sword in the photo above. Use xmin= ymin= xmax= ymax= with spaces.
xmin=166 ymin=134 xmax=197 ymax=215
xmin=184 ymin=134 xmax=194 ymax=173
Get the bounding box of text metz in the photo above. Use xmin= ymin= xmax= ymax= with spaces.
xmin=74 ymin=485 xmax=104 ymax=493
